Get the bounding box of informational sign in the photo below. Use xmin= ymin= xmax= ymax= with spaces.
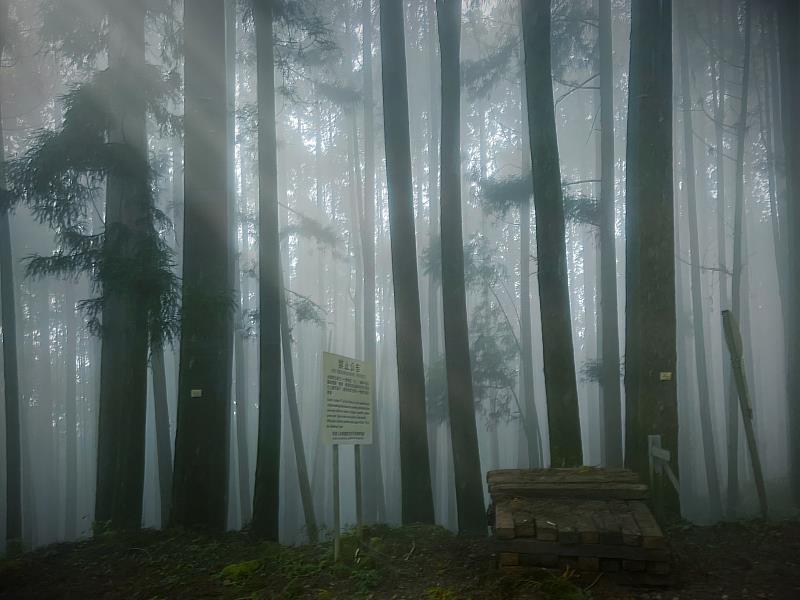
xmin=322 ymin=352 xmax=373 ymax=445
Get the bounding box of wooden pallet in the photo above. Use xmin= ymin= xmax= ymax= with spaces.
xmin=488 ymin=468 xmax=670 ymax=583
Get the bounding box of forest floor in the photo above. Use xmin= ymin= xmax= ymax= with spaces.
xmin=0 ymin=519 xmax=798 ymax=600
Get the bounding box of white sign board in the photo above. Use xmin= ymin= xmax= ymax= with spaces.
xmin=322 ymin=352 xmax=373 ymax=445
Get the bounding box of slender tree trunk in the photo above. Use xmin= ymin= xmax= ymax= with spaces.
xmin=379 ymin=0 xmax=435 ymax=525
xmin=172 ymin=0 xmax=233 ymax=531
xmin=278 ymin=271 xmax=318 ymax=542
xmin=727 ymin=0 xmax=752 ymax=517
xmin=517 ymin=52 xmax=541 ymax=469
xmin=624 ymin=0 xmax=678 ymax=511
xmin=0 ymin=0 xmax=22 ymax=542
xmin=251 ymin=0 xmax=282 ymax=540
xmin=778 ymin=0 xmax=800 ymax=503
xmin=598 ymin=0 xmax=622 ymax=467
xmin=426 ymin=0 xmax=441 ymax=368
xmin=63 ymin=283 xmax=78 ymax=539
xmin=95 ymin=0 xmax=150 ymax=529
xmin=233 ymin=270 xmax=252 ymax=524
xmin=759 ymin=16 xmax=786 ymax=330
xmin=709 ymin=0 xmax=733 ymax=518
xmin=521 ymin=0 xmax=582 ymax=467
xmin=360 ymin=0 xmax=386 ymax=524
xmin=678 ymin=0 xmax=722 ymax=518
xmin=436 ymin=0 xmax=486 ymax=535
xmin=151 ymin=348 xmax=173 ymax=526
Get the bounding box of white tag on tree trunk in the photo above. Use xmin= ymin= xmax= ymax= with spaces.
xmin=190 ymin=389 xmax=203 ymax=398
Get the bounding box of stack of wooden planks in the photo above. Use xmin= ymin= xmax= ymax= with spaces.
xmin=488 ymin=468 xmax=670 ymax=583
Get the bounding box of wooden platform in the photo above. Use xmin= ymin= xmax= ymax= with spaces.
xmin=488 ymin=468 xmax=671 ymax=583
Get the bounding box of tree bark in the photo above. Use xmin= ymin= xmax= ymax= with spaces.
xmin=598 ymin=0 xmax=622 ymax=467
xmin=436 ymin=0 xmax=486 ymax=535
xmin=777 ymin=0 xmax=800 ymax=503
xmin=172 ymin=0 xmax=233 ymax=531
xmin=678 ymin=0 xmax=722 ymax=518
xmin=360 ymin=0 xmax=386 ymax=524
xmin=624 ymin=0 xmax=679 ymax=512
xmin=1 ymin=0 xmax=22 ymax=542
xmin=95 ymin=0 xmax=150 ymax=529
xmin=521 ymin=0 xmax=583 ymax=467
xmin=379 ymin=0 xmax=435 ymax=525
xmin=251 ymin=0 xmax=282 ymax=540
xmin=727 ymin=0 xmax=752 ymax=517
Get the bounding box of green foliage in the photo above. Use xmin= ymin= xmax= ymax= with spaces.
xmin=39 ymin=0 xmax=107 ymax=69
xmin=563 ymin=191 xmax=599 ymax=228
xmin=478 ymin=174 xmax=532 ymax=218
xmin=425 ymin=235 xmax=518 ymax=425
xmin=8 ymin=67 xmax=182 ymax=348
xmin=462 ymin=36 xmax=519 ymax=100
xmin=281 ymin=212 xmax=341 ymax=253
xmin=219 ymin=559 xmax=262 ymax=584
xmin=287 ymin=292 xmax=327 ymax=328
xmin=314 ymin=80 xmax=362 ymax=110
xmin=425 ymin=586 xmax=460 ymax=600
xmin=39 ymin=0 xmax=181 ymax=71
xmin=479 ymin=174 xmax=599 ymax=227
xmin=422 ymin=234 xmax=504 ymax=289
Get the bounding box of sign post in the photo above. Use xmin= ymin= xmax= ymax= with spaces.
xmin=322 ymin=352 xmax=373 ymax=560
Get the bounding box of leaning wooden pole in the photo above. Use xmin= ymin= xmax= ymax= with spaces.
xmin=280 ymin=269 xmax=319 ymax=542
xmin=721 ymin=310 xmax=767 ymax=519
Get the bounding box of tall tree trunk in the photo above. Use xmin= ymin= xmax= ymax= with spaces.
xmin=251 ymin=0 xmax=282 ymax=540
xmin=727 ymin=0 xmax=752 ymax=517
xmin=598 ymin=0 xmax=622 ymax=467
xmin=521 ymin=0 xmax=582 ymax=467
xmin=759 ymin=16 xmax=787 ymax=332
xmin=426 ymin=0 xmax=441 ymax=366
xmin=678 ymin=0 xmax=722 ymax=518
xmin=379 ymin=0 xmax=435 ymax=525
xmin=278 ymin=271 xmax=318 ymax=542
xmin=0 ymin=0 xmax=22 ymax=544
xmin=360 ymin=0 xmax=386 ymax=524
xmin=172 ymin=0 xmax=233 ymax=531
xmin=233 ymin=266 xmax=252 ymax=524
xmin=63 ymin=283 xmax=79 ymax=539
xmin=95 ymin=0 xmax=150 ymax=529
xmin=709 ymin=0 xmax=733 ymax=518
xmin=624 ymin=0 xmax=679 ymax=512
xmin=517 ymin=47 xmax=541 ymax=468
xmin=436 ymin=0 xmax=486 ymax=535
xmin=778 ymin=0 xmax=800 ymax=504
xmin=151 ymin=349 xmax=173 ymax=526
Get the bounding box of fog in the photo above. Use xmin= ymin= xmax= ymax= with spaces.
xmin=1 ymin=0 xmax=798 ymax=555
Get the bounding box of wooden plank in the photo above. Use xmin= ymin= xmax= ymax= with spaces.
xmin=513 ymin=508 xmax=536 ymax=538
xmin=577 ymin=557 xmax=600 ymax=571
xmin=498 ymin=552 xmax=519 ymax=567
xmin=558 ymin=525 xmax=579 ymax=545
xmin=495 ymin=502 xmax=515 ymax=539
xmin=489 ymin=482 xmax=649 ymax=500
xmin=591 ymin=509 xmax=623 ymax=546
xmin=488 ymin=468 xmax=640 ymax=484
xmin=535 ymin=517 xmax=558 ymax=541
xmin=492 ymin=539 xmax=670 ymax=562
xmin=647 ymin=561 xmax=671 ymax=575
xmin=628 ymin=501 xmax=666 ymax=549
xmin=519 ymin=553 xmax=559 ymax=567
xmin=600 ymin=558 xmax=621 ymax=572
xmin=607 ymin=500 xmax=643 ymax=546
xmin=623 ymin=560 xmax=646 ymax=572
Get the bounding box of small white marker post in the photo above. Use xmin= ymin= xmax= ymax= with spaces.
xmin=333 ymin=443 xmax=340 ymax=561
xmin=322 ymin=352 xmax=373 ymax=562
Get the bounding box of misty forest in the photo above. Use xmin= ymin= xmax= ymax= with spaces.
xmin=1 ymin=0 xmax=799 ymax=598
